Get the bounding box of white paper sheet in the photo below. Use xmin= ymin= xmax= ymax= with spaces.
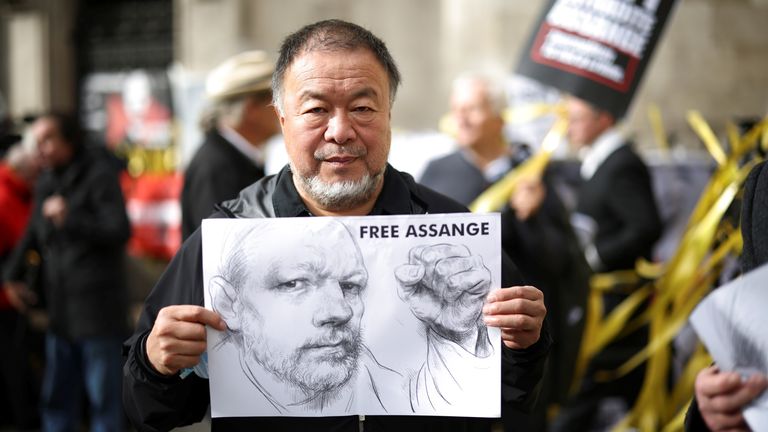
xmin=689 ymin=262 xmax=768 ymax=430
xmin=202 ymin=213 xmax=502 ymax=418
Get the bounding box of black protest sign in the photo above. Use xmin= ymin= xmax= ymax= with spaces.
xmin=516 ymin=0 xmax=677 ymax=118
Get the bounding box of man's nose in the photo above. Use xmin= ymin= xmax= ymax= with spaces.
xmin=312 ymin=281 xmax=354 ymax=327
xmin=324 ymin=111 xmax=356 ymax=144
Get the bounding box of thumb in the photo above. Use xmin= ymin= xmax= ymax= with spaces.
xmin=395 ymin=263 xmax=425 ymax=286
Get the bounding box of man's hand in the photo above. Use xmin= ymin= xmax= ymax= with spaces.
xmin=42 ymin=195 xmax=68 ymax=228
xmin=482 ymin=286 xmax=545 ymax=349
xmin=146 ymin=305 xmax=227 ymax=376
xmin=510 ymin=177 xmax=546 ymax=221
xmin=694 ymin=365 xmax=768 ymax=431
xmin=3 ymin=281 xmax=38 ymax=312
xmin=395 ymin=244 xmax=491 ymax=352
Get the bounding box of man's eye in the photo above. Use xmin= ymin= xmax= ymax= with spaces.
xmin=353 ymin=106 xmax=372 ymax=112
xmin=304 ymin=107 xmax=326 ymax=115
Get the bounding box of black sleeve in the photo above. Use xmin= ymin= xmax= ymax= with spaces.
xmin=597 ymin=161 xmax=662 ymax=269
xmin=499 ymin=252 xmax=552 ymax=413
xmin=122 ymin=229 xmax=210 ymax=431
xmin=684 ymin=396 xmax=712 ymax=431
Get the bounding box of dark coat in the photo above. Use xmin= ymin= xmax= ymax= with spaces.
xmin=123 ymin=164 xmax=552 ymax=432
xmin=576 ymin=144 xmax=662 ymax=272
xmin=685 ymin=160 xmax=768 ymax=431
xmin=181 ymin=130 xmax=265 ymax=239
xmin=3 ymin=147 xmax=131 ymax=339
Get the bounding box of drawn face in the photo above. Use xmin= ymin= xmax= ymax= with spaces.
xmin=450 ymin=80 xmax=503 ymax=151
xmin=278 ymin=48 xmax=391 ymax=210
xmin=236 ymin=223 xmax=368 ymax=395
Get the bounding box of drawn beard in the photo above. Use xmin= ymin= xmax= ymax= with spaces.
xmin=291 ymin=145 xmax=384 ymax=211
xmin=253 ymin=328 xmax=363 ymax=397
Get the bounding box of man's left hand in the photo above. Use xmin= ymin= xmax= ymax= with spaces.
xmin=483 ymin=286 xmax=545 ymax=349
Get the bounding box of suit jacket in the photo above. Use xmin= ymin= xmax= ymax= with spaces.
xmin=576 ymin=144 xmax=662 ymax=272
xmin=181 ymin=130 xmax=265 ymax=239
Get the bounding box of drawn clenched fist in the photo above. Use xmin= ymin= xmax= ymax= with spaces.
xmin=395 ymin=244 xmax=491 ymax=349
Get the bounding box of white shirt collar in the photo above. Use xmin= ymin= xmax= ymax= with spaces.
xmin=579 ymin=127 xmax=626 ymax=180
xmin=218 ymin=125 xmax=265 ymax=167
xmin=460 ymin=150 xmax=512 ymax=183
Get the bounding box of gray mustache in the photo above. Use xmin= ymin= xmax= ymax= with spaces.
xmin=314 ymin=145 xmax=367 ymax=160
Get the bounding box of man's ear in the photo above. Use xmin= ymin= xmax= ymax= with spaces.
xmin=209 ymin=275 xmax=241 ymax=331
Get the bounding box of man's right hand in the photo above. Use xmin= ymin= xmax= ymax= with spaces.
xmin=695 ymin=365 xmax=768 ymax=431
xmin=146 ymin=305 xmax=227 ymax=376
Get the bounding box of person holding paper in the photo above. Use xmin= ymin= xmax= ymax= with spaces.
xmin=123 ymin=19 xmax=549 ymax=431
xmin=685 ymin=160 xmax=768 ymax=431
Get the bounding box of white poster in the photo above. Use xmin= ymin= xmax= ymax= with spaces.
xmin=202 ymin=213 xmax=502 ymax=418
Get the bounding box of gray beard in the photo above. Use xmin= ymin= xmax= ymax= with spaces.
xmin=292 ymin=164 xmax=384 ymax=211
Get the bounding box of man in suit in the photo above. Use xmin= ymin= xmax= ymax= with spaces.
xmin=181 ymin=50 xmax=281 ymax=239
xmin=552 ymin=95 xmax=662 ymax=431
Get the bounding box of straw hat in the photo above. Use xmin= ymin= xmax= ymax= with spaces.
xmin=206 ymin=50 xmax=274 ymax=102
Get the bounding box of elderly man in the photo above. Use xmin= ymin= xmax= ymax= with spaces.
xmin=123 ymin=20 xmax=549 ymax=431
xmin=181 ymin=50 xmax=281 ymax=239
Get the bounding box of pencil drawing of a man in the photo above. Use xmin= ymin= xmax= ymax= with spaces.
xmin=209 ymin=218 xmax=495 ymax=415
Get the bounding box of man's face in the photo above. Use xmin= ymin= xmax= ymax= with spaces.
xmin=278 ymin=48 xmax=392 ymax=210
xmin=237 ymin=223 xmax=368 ymax=394
xmin=450 ymin=80 xmax=503 ymax=150
xmin=565 ymin=97 xmax=610 ymax=150
xmin=33 ymin=117 xmax=73 ymax=169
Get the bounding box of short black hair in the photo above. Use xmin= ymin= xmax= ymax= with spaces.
xmin=40 ymin=111 xmax=83 ymax=150
xmin=272 ymin=19 xmax=401 ymax=112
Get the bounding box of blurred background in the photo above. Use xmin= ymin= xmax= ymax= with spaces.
xmin=1 ymin=1 xmax=767 ymax=431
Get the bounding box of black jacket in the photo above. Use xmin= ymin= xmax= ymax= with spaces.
xmin=576 ymin=144 xmax=662 ymax=272
xmin=123 ymin=164 xmax=551 ymax=432
xmin=181 ymin=130 xmax=265 ymax=240
xmin=3 ymin=146 xmax=131 ymax=339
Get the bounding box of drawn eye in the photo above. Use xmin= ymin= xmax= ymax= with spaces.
xmin=275 ymin=279 xmax=306 ymax=291
xmin=339 ymin=281 xmax=363 ymax=294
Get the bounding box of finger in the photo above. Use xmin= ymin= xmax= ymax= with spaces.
xmin=156 ymin=353 xmax=207 ymax=374
xmin=697 ymin=370 xmax=743 ymax=398
xmin=708 ymin=379 xmax=768 ymax=413
xmin=156 ymin=339 xmax=208 ymax=357
xmin=394 ymin=263 xmax=425 ymax=286
xmin=484 ymin=312 xmax=540 ymax=331
xmin=446 ymin=268 xmax=491 ymax=299
xmin=702 ymin=411 xmax=747 ymax=431
xmin=407 ymin=245 xmax=428 ymax=264
xmin=418 ymin=244 xmax=470 ymax=265
xmin=157 ymin=320 xmax=209 ymax=342
xmin=163 ymin=305 xmax=226 ymax=330
xmin=483 ymin=296 xmax=546 ymax=319
xmin=487 ymin=286 xmax=543 ymax=303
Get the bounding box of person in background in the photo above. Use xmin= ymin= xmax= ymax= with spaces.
xmin=0 ymin=133 xmax=42 ymax=431
xmin=420 ymin=73 xmax=589 ymax=431
xmin=685 ymin=160 xmax=768 ymax=432
xmin=3 ymin=112 xmax=131 ymax=432
xmin=551 ymin=95 xmax=662 ymax=432
xmin=181 ymin=50 xmax=281 ymax=239
xmin=123 ymin=19 xmax=550 ymax=432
